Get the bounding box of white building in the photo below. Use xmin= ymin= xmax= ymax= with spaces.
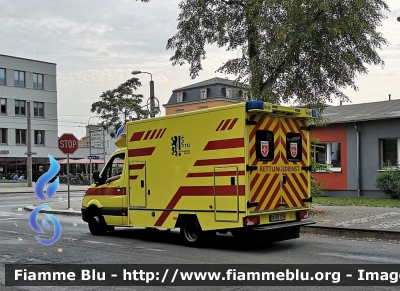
xmin=0 ymin=54 xmax=93 ymax=181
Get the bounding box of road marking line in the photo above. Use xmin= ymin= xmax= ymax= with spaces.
xmin=0 ymin=218 xmax=26 ymax=221
xmin=335 ymin=211 xmax=400 ymax=227
xmin=0 ymin=205 xmax=29 ymax=208
xmin=0 ymin=212 xmax=23 ymax=216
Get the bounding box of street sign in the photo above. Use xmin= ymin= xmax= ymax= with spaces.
xmin=91 ymin=131 xmax=103 ymax=139
xmin=91 ymin=140 xmax=103 ymax=146
xmin=87 ymin=155 xmax=99 ymax=159
xmin=58 ymin=133 xmax=79 ymax=155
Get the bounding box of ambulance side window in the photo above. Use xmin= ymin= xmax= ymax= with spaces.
xmin=286 ymin=133 xmax=302 ymax=162
xmin=256 ymin=130 xmax=274 ymax=161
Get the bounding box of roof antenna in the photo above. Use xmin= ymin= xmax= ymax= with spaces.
xmin=389 ymin=94 xmax=391 ymax=101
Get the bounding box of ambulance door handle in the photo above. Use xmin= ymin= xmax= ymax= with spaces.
xmin=282 ymin=175 xmax=287 ymax=184
xmin=117 ymin=186 xmax=121 ymax=191
xmin=148 ymin=190 xmax=150 ymax=195
xmin=141 ymin=180 xmax=144 ymax=188
xmin=231 ymin=177 xmax=235 ymax=185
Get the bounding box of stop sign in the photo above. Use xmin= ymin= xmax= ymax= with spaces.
xmin=58 ymin=133 xmax=79 ymax=155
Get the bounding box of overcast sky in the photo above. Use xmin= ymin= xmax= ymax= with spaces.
xmin=1 ymin=0 xmax=399 ymax=139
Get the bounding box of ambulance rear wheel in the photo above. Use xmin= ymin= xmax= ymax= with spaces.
xmin=88 ymin=209 xmax=107 ymax=236
xmin=182 ymin=219 xmax=204 ymax=246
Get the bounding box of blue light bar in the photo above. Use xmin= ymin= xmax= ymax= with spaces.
xmin=312 ymin=109 xmax=318 ymax=117
xmin=246 ymin=100 xmax=264 ymax=111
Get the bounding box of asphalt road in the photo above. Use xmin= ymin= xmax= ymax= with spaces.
xmin=0 ymin=192 xmax=399 ymax=291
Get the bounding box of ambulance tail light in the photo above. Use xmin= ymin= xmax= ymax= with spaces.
xmin=243 ymin=216 xmax=260 ymax=226
xmin=297 ymin=211 xmax=309 ymax=220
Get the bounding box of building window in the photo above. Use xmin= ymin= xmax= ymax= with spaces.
xmin=226 ymin=88 xmax=233 ymax=98
xmin=33 ymin=73 xmax=44 ymax=89
xmin=15 ymin=129 xmax=26 ymax=145
xmin=199 ymin=106 xmax=208 ymax=110
xmin=14 ymin=71 xmax=25 ymax=87
xmin=313 ymin=142 xmax=341 ymax=170
xmin=0 ymin=98 xmax=6 ymax=114
xmin=177 ymin=92 xmax=183 ymax=103
xmin=0 ymin=68 xmax=5 ymax=85
xmin=0 ymin=128 xmax=7 ymax=144
xmin=34 ymin=102 xmax=44 ymax=117
xmin=380 ymin=138 xmax=399 ymax=166
xmin=175 ymin=109 xmax=184 ymax=114
xmin=34 ymin=130 xmax=45 ymax=145
xmin=15 ymin=100 xmax=26 ymax=115
xmin=200 ymin=89 xmax=207 ymax=99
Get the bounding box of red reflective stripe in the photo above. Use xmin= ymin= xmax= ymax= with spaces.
xmin=143 ymin=131 xmax=152 ymax=140
xmin=227 ymin=118 xmax=239 ymax=130
xmin=128 ymin=147 xmax=155 ymax=157
xmin=130 ymin=131 xmax=145 ymax=142
xmin=220 ymin=119 xmax=232 ymax=131
xmin=159 ymin=128 xmax=167 ymax=138
xmin=129 ymin=164 xmax=145 ymax=170
xmin=187 ymin=171 xmax=245 ymax=178
xmin=216 ymin=120 xmax=225 ymax=131
xmin=86 ymin=187 xmax=126 ymax=196
xmin=154 ymin=185 xmax=245 ymax=226
xmin=204 ymin=138 xmax=244 ymax=151
xmin=149 ymin=130 xmax=158 ymax=139
xmin=130 ymin=175 xmax=138 ymax=180
xmin=155 ymin=129 xmax=164 ymax=139
xmin=254 ymin=174 xmax=279 ymax=210
xmin=194 ymin=157 xmax=245 ymax=166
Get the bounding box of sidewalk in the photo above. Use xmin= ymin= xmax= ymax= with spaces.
xmin=23 ymin=199 xmax=400 ymax=241
xmin=0 ymin=184 xmax=89 ymax=194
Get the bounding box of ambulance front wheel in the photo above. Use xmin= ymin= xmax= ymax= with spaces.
xmin=88 ymin=209 xmax=108 ymax=236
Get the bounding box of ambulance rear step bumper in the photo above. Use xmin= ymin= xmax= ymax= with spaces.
xmin=252 ymin=220 xmax=315 ymax=231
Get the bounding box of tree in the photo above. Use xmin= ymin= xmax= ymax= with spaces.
xmin=163 ymin=0 xmax=388 ymax=105
xmin=90 ymin=78 xmax=149 ymax=137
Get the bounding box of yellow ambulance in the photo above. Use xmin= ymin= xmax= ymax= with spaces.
xmin=81 ymin=101 xmax=317 ymax=246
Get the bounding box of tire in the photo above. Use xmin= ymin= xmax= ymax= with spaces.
xmin=181 ymin=219 xmax=207 ymax=247
xmin=88 ymin=209 xmax=108 ymax=236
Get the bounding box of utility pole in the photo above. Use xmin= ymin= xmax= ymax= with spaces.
xmin=27 ymin=102 xmax=32 ymax=187
xmin=103 ymin=128 xmax=106 ymax=169
xmin=150 ymin=79 xmax=155 ymax=118
xmin=89 ymin=129 xmax=92 ymax=185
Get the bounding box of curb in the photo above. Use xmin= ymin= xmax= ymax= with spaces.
xmin=24 ymin=205 xmax=81 ymax=216
xmin=301 ymin=225 xmax=400 ymax=242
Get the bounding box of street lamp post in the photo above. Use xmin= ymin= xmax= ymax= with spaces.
xmin=131 ymin=71 xmax=156 ymax=118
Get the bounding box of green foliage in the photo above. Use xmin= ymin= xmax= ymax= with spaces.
xmin=164 ymin=0 xmax=388 ymax=104
xmin=374 ymin=161 xmax=400 ymax=199
xmin=314 ymin=196 xmax=400 ymax=208
xmin=90 ymin=78 xmax=149 ymax=137
xmin=310 ymin=138 xmax=332 ymax=197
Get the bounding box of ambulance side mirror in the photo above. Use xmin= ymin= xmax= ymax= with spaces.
xmin=92 ymin=171 xmax=100 ymax=183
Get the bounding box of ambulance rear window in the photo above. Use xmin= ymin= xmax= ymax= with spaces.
xmin=256 ymin=130 xmax=274 ymax=161
xmin=286 ymin=133 xmax=302 ymax=162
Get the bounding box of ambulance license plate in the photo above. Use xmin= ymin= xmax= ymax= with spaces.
xmin=270 ymin=214 xmax=285 ymax=222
